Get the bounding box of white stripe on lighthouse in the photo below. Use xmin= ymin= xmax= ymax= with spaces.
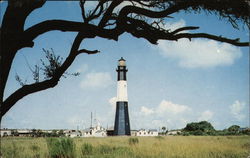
xmin=117 ymin=80 xmax=128 ymax=102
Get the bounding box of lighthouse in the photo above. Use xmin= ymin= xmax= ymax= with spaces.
xmin=114 ymin=57 xmax=131 ymax=135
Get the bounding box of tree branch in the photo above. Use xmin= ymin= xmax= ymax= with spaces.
xmin=118 ymin=0 xmax=249 ymax=29
xmin=98 ymin=0 xmax=123 ymax=27
xmin=1 ymin=79 xmax=59 ymax=116
xmin=79 ymin=0 xmax=87 ymax=22
xmin=115 ymin=5 xmax=249 ymax=47
xmin=77 ymin=49 xmax=100 ymax=55
xmin=121 ymin=17 xmax=249 ymax=46
xmin=171 ymin=26 xmax=200 ymax=35
xmin=24 ymin=20 xmax=124 ymax=47
xmin=1 ymin=32 xmax=86 ymax=117
xmin=80 ymin=0 xmax=106 ymax=23
xmin=173 ymin=33 xmax=249 ymax=46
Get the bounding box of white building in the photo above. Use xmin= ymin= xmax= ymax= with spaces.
xmin=135 ymin=129 xmax=158 ymax=136
xmin=82 ymin=124 xmax=107 ymax=137
xmin=167 ymin=130 xmax=182 ymax=135
xmin=65 ymin=130 xmax=81 ymax=138
xmin=148 ymin=129 xmax=158 ymax=136
xmin=0 ymin=129 xmax=11 ymax=137
xmin=17 ymin=129 xmax=31 ymax=136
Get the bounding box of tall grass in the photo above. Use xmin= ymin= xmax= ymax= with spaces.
xmin=128 ymin=137 xmax=139 ymax=145
xmin=1 ymin=137 xmax=48 ymax=158
xmin=46 ymin=138 xmax=75 ymax=158
xmin=1 ymin=136 xmax=250 ymax=158
xmin=81 ymin=143 xmax=93 ymax=156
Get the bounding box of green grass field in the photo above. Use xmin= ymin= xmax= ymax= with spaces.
xmin=1 ymin=136 xmax=250 ymax=158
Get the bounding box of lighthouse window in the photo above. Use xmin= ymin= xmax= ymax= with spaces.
xmin=120 ymin=72 xmax=124 ymax=80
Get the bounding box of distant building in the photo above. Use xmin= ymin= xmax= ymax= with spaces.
xmin=106 ymin=126 xmax=114 ymax=136
xmin=135 ymin=129 xmax=158 ymax=136
xmin=17 ymin=129 xmax=32 ymax=137
xmin=0 ymin=129 xmax=11 ymax=137
xmin=65 ymin=130 xmax=81 ymax=138
xmin=148 ymin=129 xmax=158 ymax=136
xmin=167 ymin=130 xmax=182 ymax=135
xmin=130 ymin=130 xmax=138 ymax=136
xmin=81 ymin=123 xmax=107 ymax=137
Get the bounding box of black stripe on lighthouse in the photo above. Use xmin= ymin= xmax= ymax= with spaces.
xmin=114 ymin=101 xmax=131 ymax=135
xmin=117 ymin=66 xmax=127 ymax=81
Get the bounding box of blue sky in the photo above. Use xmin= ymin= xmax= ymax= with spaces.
xmin=1 ymin=1 xmax=249 ymax=130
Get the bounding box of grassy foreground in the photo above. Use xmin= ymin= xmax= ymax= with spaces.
xmin=1 ymin=136 xmax=250 ymax=158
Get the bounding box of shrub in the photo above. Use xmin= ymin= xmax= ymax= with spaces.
xmin=128 ymin=137 xmax=139 ymax=145
xmin=46 ymin=138 xmax=75 ymax=158
xmin=182 ymin=132 xmax=190 ymax=136
xmin=184 ymin=121 xmax=215 ymax=134
xmin=193 ymin=130 xmax=204 ymax=135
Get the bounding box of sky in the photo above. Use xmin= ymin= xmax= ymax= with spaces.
xmin=1 ymin=1 xmax=249 ymax=130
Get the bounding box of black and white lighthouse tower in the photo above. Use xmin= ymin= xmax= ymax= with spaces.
xmin=114 ymin=57 xmax=131 ymax=135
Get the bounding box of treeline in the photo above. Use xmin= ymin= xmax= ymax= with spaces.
xmin=181 ymin=121 xmax=250 ymax=136
xmin=10 ymin=129 xmax=65 ymax=137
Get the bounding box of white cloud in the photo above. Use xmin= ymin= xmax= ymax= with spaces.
xmin=80 ymin=72 xmax=113 ymax=89
xmin=198 ymin=110 xmax=214 ymax=121
xmin=151 ymin=119 xmax=165 ymax=127
xmin=156 ymin=100 xmax=191 ymax=114
xmin=140 ymin=106 xmax=154 ymax=115
xmin=137 ymin=100 xmax=220 ymax=129
xmin=156 ymin=20 xmax=242 ymax=68
xmin=139 ymin=100 xmax=191 ymax=116
xmin=158 ymin=39 xmax=242 ymax=68
xmin=137 ymin=100 xmax=193 ymax=129
xmin=163 ymin=19 xmax=186 ymax=31
xmin=230 ymin=100 xmax=246 ymax=121
xmin=109 ymin=97 xmax=117 ymax=110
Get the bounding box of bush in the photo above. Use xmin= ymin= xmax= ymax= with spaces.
xmin=241 ymin=128 xmax=250 ymax=135
xmin=81 ymin=143 xmax=93 ymax=156
xmin=46 ymin=138 xmax=75 ymax=158
xmin=182 ymin=132 xmax=190 ymax=136
xmin=193 ymin=130 xmax=204 ymax=135
xmin=128 ymin=137 xmax=139 ymax=145
xmin=184 ymin=121 xmax=215 ymax=134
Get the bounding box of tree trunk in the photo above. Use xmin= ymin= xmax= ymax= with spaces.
xmin=0 ymin=0 xmax=46 ymax=120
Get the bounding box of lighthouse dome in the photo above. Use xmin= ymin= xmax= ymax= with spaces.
xmin=118 ymin=57 xmax=126 ymax=66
